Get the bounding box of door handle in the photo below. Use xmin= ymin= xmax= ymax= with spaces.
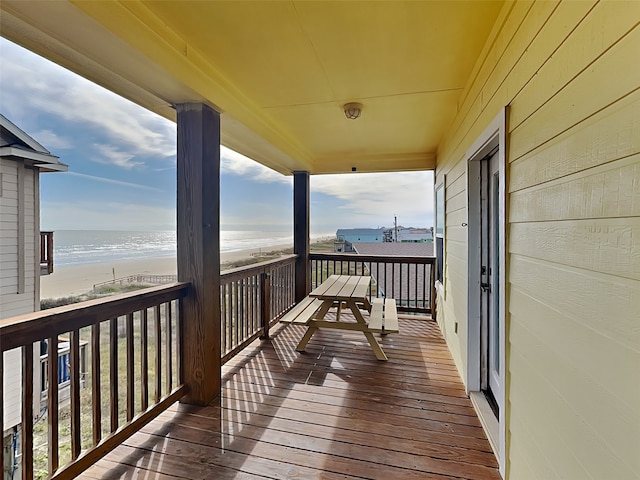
xmin=481 ymin=282 xmax=491 ymax=293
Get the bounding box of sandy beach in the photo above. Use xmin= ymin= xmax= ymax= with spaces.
xmin=40 ymin=243 xmax=292 ymax=299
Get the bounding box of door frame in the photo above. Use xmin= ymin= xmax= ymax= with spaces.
xmin=465 ymin=108 xmax=507 ymax=477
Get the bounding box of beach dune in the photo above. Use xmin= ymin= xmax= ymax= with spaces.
xmin=40 ymin=244 xmax=292 ymax=299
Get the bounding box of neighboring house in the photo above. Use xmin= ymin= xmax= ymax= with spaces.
xmin=396 ymin=227 xmax=432 ymax=243
xmin=0 ymin=115 xmax=67 ymax=478
xmin=334 ymin=228 xmax=385 ymax=252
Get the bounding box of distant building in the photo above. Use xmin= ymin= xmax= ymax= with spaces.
xmin=336 ymin=226 xmax=433 ymax=251
xmin=335 ymin=228 xmax=385 ymax=252
xmin=397 ymin=227 xmax=432 ymax=243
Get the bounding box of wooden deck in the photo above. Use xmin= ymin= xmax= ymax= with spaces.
xmin=81 ymin=315 xmax=500 ymax=479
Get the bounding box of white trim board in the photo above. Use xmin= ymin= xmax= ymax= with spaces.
xmin=465 ymin=107 xmax=507 ymax=478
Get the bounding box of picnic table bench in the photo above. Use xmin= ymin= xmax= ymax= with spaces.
xmin=280 ymin=275 xmax=398 ymax=360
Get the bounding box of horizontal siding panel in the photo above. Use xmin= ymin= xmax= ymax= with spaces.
xmin=509 ymin=154 xmax=640 ymax=222
xmin=509 ymin=255 xmax=639 ymax=350
xmin=445 ymin=224 xmax=467 ymax=244
xmin=510 ymin=348 xmax=604 ymax=480
xmin=0 ymin=270 xmax=19 ymax=282
xmin=0 ymin=285 xmax=21 ymax=296
xmin=446 ymin=208 xmax=468 ymax=229
xmin=509 ymin=218 xmax=640 ymax=280
xmin=510 ymin=25 xmax=640 ymax=160
xmin=445 ymin=240 xmax=468 ymax=264
xmin=445 ymin=190 xmax=467 ymax=215
xmin=0 ymin=294 xmax=35 ymax=319
xmin=443 ymin=155 xmax=468 ymax=190
xmin=510 ymin=318 xmax=638 ymax=478
xmin=0 ymin=197 xmax=18 ymax=208
xmin=510 ymin=89 xmax=640 ymax=191
xmin=510 ymin=1 xmax=639 ymax=130
xmin=510 ymin=288 xmax=639 ymax=413
xmin=0 ymin=205 xmax=18 ymax=215
xmin=0 ymin=243 xmax=18 ymax=253
xmin=508 ymin=416 xmax=555 ymax=479
xmin=444 ymin=1 xmax=534 ymax=166
xmin=481 ymin=0 xmax=570 ymax=111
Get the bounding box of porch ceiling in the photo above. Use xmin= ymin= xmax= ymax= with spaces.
xmin=0 ymin=1 xmax=503 ymax=175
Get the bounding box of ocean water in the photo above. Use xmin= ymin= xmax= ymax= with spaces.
xmin=53 ymin=229 xmax=331 ymax=266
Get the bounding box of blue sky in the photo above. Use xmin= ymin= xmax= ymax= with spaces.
xmin=0 ymin=38 xmax=433 ymax=234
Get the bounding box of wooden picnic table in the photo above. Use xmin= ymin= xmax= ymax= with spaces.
xmin=280 ymin=275 xmax=398 ymax=361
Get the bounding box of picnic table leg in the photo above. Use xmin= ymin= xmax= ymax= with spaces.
xmin=363 ymin=332 xmax=388 ymax=361
xmin=347 ymin=300 xmax=388 ymax=361
xmin=296 ymin=326 xmax=318 ymax=351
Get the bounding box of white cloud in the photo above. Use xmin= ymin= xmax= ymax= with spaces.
xmin=0 ymin=39 xmax=176 ymax=165
xmin=66 ymin=172 xmax=162 ymax=191
xmin=312 ymin=171 xmax=434 ymax=227
xmin=221 ymin=146 xmax=291 ymax=185
xmin=31 ymin=129 xmax=73 ymax=149
xmin=90 ymin=144 xmax=143 ymax=170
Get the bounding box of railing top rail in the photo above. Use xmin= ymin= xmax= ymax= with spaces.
xmin=0 ymin=282 xmax=189 ymax=352
xmin=310 ymin=252 xmax=435 ymax=264
xmin=221 ymin=254 xmax=297 ymax=283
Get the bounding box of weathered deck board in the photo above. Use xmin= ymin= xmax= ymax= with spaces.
xmin=82 ymin=315 xmax=500 ymax=480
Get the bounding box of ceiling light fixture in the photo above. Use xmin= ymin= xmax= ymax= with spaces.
xmin=343 ymin=102 xmax=363 ymax=120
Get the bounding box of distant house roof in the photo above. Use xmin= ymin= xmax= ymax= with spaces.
xmin=352 ymin=242 xmax=433 ymax=257
xmin=0 ymin=114 xmax=68 ymax=172
xmin=336 ymin=228 xmax=385 ymax=236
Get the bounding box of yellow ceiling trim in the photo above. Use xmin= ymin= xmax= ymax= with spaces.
xmin=312 ymin=152 xmax=436 ymax=175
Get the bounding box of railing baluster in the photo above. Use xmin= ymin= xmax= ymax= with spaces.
xmin=154 ymin=305 xmax=162 ymax=402
xmin=109 ymin=318 xmax=118 ymax=432
xmin=70 ymin=329 xmax=81 ymax=459
xmin=22 ymin=344 xmax=34 ymax=480
xmin=165 ymin=302 xmax=172 ymax=391
xmin=235 ymin=280 xmax=240 ymax=344
xmin=175 ymin=300 xmax=182 ymax=386
xmin=141 ymin=309 xmax=149 ymax=410
xmin=91 ymin=324 xmax=101 ymax=445
xmin=126 ymin=313 xmax=135 ymax=421
xmin=48 ymin=335 xmax=60 ymax=473
xmin=220 ymin=284 xmax=227 ymax=355
xmin=261 ymin=272 xmax=271 ymax=339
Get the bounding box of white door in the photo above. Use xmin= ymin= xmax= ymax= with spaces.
xmin=480 ymin=152 xmax=501 ymax=410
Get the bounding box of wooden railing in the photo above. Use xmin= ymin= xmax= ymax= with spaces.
xmin=309 ymin=252 xmax=436 ymax=314
xmin=220 ymin=255 xmax=296 ymax=364
xmin=40 ymin=231 xmax=54 ymax=275
xmin=0 ymin=283 xmax=188 ymax=479
xmin=93 ymin=274 xmax=178 ymax=290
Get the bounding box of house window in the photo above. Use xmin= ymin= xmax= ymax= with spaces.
xmin=435 ymin=179 xmax=445 ymax=287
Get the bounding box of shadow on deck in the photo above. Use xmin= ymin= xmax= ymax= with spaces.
xmin=82 ymin=315 xmax=500 ymax=479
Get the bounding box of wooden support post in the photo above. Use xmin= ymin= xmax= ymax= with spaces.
xmin=177 ymin=103 xmax=221 ymax=405
xmin=260 ymin=272 xmax=271 ymax=340
xmin=293 ymin=171 xmax=310 ymax=303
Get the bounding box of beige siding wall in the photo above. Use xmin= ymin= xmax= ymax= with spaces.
xmin=435 ymin=1 xmax=639 ymax=478
xmin=0 ymin=158 xmax=39 ymax=431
